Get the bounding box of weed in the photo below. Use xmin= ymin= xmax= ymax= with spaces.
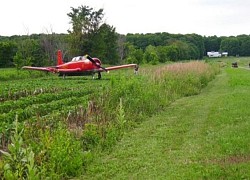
xmin=117 ymin=98 xmax=126 ymax=130
xmin=37 ymin=122 xmax=84 ymax=179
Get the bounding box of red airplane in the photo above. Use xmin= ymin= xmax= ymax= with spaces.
xmin=22 ymin=50 xmax=138 ymax=79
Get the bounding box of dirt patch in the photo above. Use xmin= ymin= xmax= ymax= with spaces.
xmin=207 ymin=154 xmax=250 ymax=165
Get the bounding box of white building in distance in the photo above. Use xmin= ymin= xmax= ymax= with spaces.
xmin=207 ymin=51 xmax=228 ymax=58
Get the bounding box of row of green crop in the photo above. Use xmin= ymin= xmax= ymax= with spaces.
xmin=0 ymin=89 xmax=92 ymax=114
xmin=0 ymin=78 xmax=93 ymax=102
xmin=0 ymin=87 xmax=73 ymax=102
xmin=0 ymin=71 xmax=96 ymax=91
xmin=0 ymin=72 xmax=99 ymax=93
xmin=0 ymin=71 xmax=105 ymax=150
xmin=0 ymin=102 xmax=88 ymax=149
xmin=0 ymin=95 xmax=89 ymax=132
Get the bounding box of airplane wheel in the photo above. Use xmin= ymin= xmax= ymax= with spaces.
xmin=98 ymin=72 xmax=101 ymax=79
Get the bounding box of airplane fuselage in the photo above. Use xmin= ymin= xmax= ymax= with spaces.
xmin=57 ymin=60 xmax=96 ymax=71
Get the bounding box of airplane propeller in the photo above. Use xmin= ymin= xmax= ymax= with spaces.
xmin=86 ymin=55 xmax=107 ymax=72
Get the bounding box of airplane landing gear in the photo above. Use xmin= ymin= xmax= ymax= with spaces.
xmin=92 ymin=72 xmax=101 ymax=79
xmin=134 ymin=65 xmax=139 ymax=75
xmin=98 ymin=72 xmax=101 ymax=79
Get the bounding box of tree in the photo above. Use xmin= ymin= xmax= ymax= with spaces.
xmin=204 ymin=35 xmax=221 ymax=53
xmin=41 ymin=33 xmax=70 ymax=65
xmin=184 ymin=33 xmax=204 ymax=59
xmin=117 ymin=34 xmax=127 ymax=64
xmin=67 ymin=5 xmax=104 ymax=56
xmin=67 ymin=6 xmax=119 ymax=64
xmin=188 ymin=43 xmax=200 ymax=60
xmin=0 ymin=41 xmax=17 ymax=67
xmin=143 ymin=45 xmax=159 ymax=65
xmin=240 ymin=39 xmax=250 ymax=56
xmin=13 ymin=39 xmax=45 ymax=69
xmin=237 ymin=35 xmax=250 ymax=56
xmin=220 ymin=37 xmax=240 ymax=56
xmin=165 ymin=45 xmax=179 ymax=61
xmin=156 ymin=46 xmax=169 ymax=63
xmin=170 ymin=41 xmax=190 ymax=60
xmin=125 ymin=43 xmax=143 ymax=64
xmin=93 ymin=23 xmax=119 ymax=64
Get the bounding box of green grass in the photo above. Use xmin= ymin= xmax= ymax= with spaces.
xmin=83 ymin=63 xmax=250 ymax=179
xmin=0 ymin=68 xmax=49 ymax=81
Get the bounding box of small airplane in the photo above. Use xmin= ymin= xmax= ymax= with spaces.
xmin=22 ymin=50 xmax=139 ymax=79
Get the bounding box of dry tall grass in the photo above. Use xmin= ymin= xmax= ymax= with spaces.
xmin=141 ymin=61 xmax=216 ymax=82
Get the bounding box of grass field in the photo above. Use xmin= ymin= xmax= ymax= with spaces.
xmin=82 ymin=58 xmax=250 ymax=179
xmin=1 ymin=58 xmax=249 ymax=179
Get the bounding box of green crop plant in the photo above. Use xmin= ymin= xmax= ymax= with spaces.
xmin=0 ymin=118 xmax=38 ymax=179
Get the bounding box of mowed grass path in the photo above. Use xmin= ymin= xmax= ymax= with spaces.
xmin=83 ymin=67 xmax=250 ymax=179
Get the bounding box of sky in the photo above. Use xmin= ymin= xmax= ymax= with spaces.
xmin=1 ymin=0 xmax=250 ymax=37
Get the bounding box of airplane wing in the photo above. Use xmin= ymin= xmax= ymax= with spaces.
xmin=22 ymin=66 xmax=81 ymax=73
xmin=86 ymin=55 xmax=138 ymax=73
xmin=22 ymin=66 xmax=56 ymax=72
xmin=97 ymin=64 xmax=138 ymax=72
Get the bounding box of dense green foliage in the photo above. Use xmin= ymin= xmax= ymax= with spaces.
xmin=14 ymin=39 xmax=46 ymax=69
xmin=0 ymin=34 xmax=69 ymax=68
xmin=125 ymin=33 xmax=250 ymax=63
xmin=0 ymin=61 xmax=218 ymax=179
xmin=126 ymin=33 xmax=205 ymax=61
xmin=0 ymin=41 xmax=17 ymax=67
xmin=3 ymin=32 xmax=250 ymax=68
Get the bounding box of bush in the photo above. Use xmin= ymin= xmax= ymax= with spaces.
xmin=38 ymin=123 xmax=84 ymax=178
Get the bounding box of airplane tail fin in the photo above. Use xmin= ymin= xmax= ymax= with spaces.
xmin=57 ymin=50 xmax=63 ymax=65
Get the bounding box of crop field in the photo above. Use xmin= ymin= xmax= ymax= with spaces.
xmin=2 ymin=58 xmax=247 ymax=179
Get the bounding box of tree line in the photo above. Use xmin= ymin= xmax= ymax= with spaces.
xmin=1 ymin=5 xmax=250 ymax=68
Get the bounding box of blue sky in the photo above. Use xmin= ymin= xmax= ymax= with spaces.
xmin=1 ymin=0 xmax=250 ymax=36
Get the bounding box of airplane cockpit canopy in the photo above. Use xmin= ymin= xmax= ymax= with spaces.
xmin=71 ymin=56 xmax=87 ymax=62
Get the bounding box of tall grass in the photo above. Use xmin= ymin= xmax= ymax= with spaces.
xmin=81 ymin=61 xmax=220 ymax=151
xmin=142 ymin=61 xmax=219 ymax=96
